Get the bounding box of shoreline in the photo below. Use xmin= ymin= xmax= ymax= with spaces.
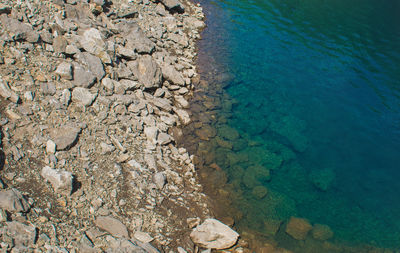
xmin=0 ymin=0 xmax=243 ymax=252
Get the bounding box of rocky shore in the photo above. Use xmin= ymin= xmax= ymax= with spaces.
xmin=0 ymin=0 xmax=242 ymax=252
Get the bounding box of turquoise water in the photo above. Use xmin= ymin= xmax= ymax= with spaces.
xmin=187 ymin=0 xmax=400 ymax=250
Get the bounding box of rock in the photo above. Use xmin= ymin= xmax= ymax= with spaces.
xmin=100 ymin=142 xmax=115 ymax=154
xmin=264 ymin=219 xmax=282 ymax=236
xmin=157 ymin=132 xmax=172 ymax=145
xmin=160 ymin=0 xmax=185 ymax=13
xmin=218 ymin=125 xmax=240 ymax=141
xmin=190 ymin=218 xmax=239 ymax=249
xmin=46 ymin=140 xmax=57 ymax=154
xmin=118 ymin=9 xmax=139 ymax=19
xmin=51 ymin=125 xmax=81 ymax=151
xmin=133 ymin=231 xmax=153 ymax=243
xmin=105 ymin=237 xmax=147 ymax=252
xmin=95 ymin=216 xmax=129 ymax=238
xmin=161 ymin=64 xmax=185 ymax=86
xmin=0 ymin=16 xmax=39 ymax=42
xmin=311 ymin=224 xmax=334 ymax=241
xmin=75 ymin=52 xmax=105 ymax=81
xmin=73 ymin=63 xmax=97 ymax=88
xmin=117 ymin=22 xmax=155 ymax=54
xmin=72 ymin=87 xmax=98 ymax=106
xmin=0 ymin=76 xmax=20 ymax=103
xmin=0 ymin=4 xmax=11 ymax=14
xmin=41 ymin=166 xmax=74 ymax=195
xmin=252 ymin=186 xmax=268 ymax=199
xmin=55 ymin=62 xmax=73 ymax=80
xmin=285 ymin=217 xmax=313 ymax=240
xmin=310 ymin=168 xmax=335 ymax=191
xmin=79 ymin=28 xmax=111 ymax=64
xmin=0 ymin=188 xmax=30 ymax=213
xmin=130 ymin=55 xmax=162 ymax=89
xmin=53 ymin=36 xmax=68 ymax=53
xmin=152 ymin=172 xmax=166 ymax=189
xmin=144 ymin=126 xmax=158 ymax=144
xmin=0 ymin=221 xmax=37 ymax=247
xmin=174 ymin=108 xmax=191 ymax=125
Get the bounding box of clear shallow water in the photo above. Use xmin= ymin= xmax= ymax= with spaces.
xmin=186 ymin=0 xmax=400 ymax=250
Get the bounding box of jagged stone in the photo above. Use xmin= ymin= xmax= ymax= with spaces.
xmin=190 ymin=219 xmax=239 ymax=249
xmin=41 ymin=166 xmax=74 ymax=195
xmin=72 ymin=87 xmax=98 ymax=106
xmin=130 ymin=55 xmax=162 ymax=89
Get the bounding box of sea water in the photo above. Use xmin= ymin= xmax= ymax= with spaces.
xmin=182 ymin=0 xmax=400 ymax=251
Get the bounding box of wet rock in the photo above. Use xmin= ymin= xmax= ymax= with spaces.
xmin=161 ymin=64 xmax=185 ymax=86
xmin=41 ymin=166 xmax=74 ymax=195
xmin=190 ymin=218 xmax=239 ymax=249
xmin=72 ymin=87 xmax=98 ymax=106
xmin=0 ymin=188 xmax=30 ymax=213
xmin=160 ymin=0 xmax=185 ymax=13
xmin=311 ymin=224 xmax=334 ymax=241
xmin=55 ymin=62 xmax=73 ymax=80
xmin=0 ymin=221 xmax=37 ymax=247
xmin=285 ymin=217 xmax=313 ymax=240
xmin=130 ymin=55 xmax=162 ymax=89
xmin=51 ymin=125 xmax=81 ymax=151
xmin=95 ymin=216 xmax=129 ymax=238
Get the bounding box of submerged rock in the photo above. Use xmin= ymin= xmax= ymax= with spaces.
xmin=190 ymin=218 xmax=239 ymax=249
xmin=310 ymin=168 xmax=335 ymax=191
xmin=285 ymin=217 xmax=312 ymax=240
xmin=311 ymin=224 xmax=334 ymax=241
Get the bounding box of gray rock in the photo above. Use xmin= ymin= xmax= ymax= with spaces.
xmin=0 ymin=76 xmax=20 ymax=103
xmin=0 ymin=221 xmax=37 ymax=247
xmin=0 ymin=188 xmax=30 ymax=213
xmin=95 ymin=216 xmax=129 ymax=238
xmin=75 ymin=52 xmax=105 ymax=81
xmin=0 ymin=16 xmax=39 ymax=42
xmin=41 ymin=166 xmax=74 ymax=195
xmin=55 ymin=62 xmax=73 ymax=80
xmin=116 ymin=21 xmax=155 ymax=54
xmin=53 ymin=36 xmax=68 ymax=53
xmin=144 ymin=126 xmax=158 ymax=144
xmin=40 ymin=82 xmax=56 ymax=96
xmin=133 ymin=231 xmax=153 ymax=243
xmin=174 ymin=108 xmax=191 ymax=125
xmin=157 ymin=132 xmax=172 ymax=145
xmin=79 ymin=28 xmax=111 ymax=64
xmin=105 ymin=237 xmax=147 ymax=253
xmin=152 ymin=172 xmax=166 ymax=189
xmin=40 ymin=31 xmax=54 ymax=44
xmin=160 ymin=0 xmax=185 ymax=13
xmin=51 ymin=125 xmax=81 ymax=150
xmin=190 ymin=219 xmax=239 ymax=249
xmin=73 ymin=63 xmax=97 ymax=88
xmin=130 ymin=55 xmax=162 ymax=89
xmin=161 ymin=64 xmax=185 ymax=86
xmin=72 ymin=87 xmax=98 ymax=106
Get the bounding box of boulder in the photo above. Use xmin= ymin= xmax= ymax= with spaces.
xmin=190 ymin=218 xmax=239 ymax=249
xmin=75 ymin=52 xmax=105 ymax=81
xmin=0 ymin=188 xmax=30 ymax=213
xmin=252 ymin=185 xmax=268 ymax=199
xmin=41 ymin=166 xmax=74 ymax=195
xmin=152 ymin=172 xmax=166 ymax=189
xmin=0 ymin=16 xmax=39 ymax=42
xmin=0 ymin=221 xmax=37 ymax=247
xmin=72 ymin=63 xmax=97 ymax=88
xmin=285 ymin=217 xmax=312 ymax=240
xmin=116 ymin=22 xmax=155 ymax=54
xmin=95 ymin=216 xmax=129 ymax=238
xmin=130 ymin=55 xmax=162 ymax=89
xmin=311 ymin=224 xmax=334 ymax=241
xmin=72 ymin=87 xmax=98 ymax=106
xmin=79 ymin=28 xmax=111 ymax=64
xmin=161 ymin=64 xmax=185 ymax=86
xmin=55 ymin=62 xmax=73 ymax=80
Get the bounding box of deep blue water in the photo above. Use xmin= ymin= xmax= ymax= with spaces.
xmin=191 ymin=0 xmax=400 ymax=250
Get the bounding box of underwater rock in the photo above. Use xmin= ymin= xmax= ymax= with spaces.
xmin=311 ymin=224 xmax=334 ymax=241
xmin=263 ymin=219 xmax=283 ymax=236
xmin=309 ymin=168 xmax=335 ymax=191
xmin=285 ymin=217 xmax=313 ymax=240
xmin=252 ymin=186 xmax=268 ymax=199
xmin=217 ymin=125 xmax=240 ymax=141
xmin=242 ymin=165 xmax=271 ymax=189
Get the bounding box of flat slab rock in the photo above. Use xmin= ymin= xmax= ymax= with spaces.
xmin=50 ymin=125 xmax=81 ymax=151
xmin=0 ymin=188 xmax=30 ymax=213
xmin=95 ymin=216 xmax=129 ymax=238
xmin=190 ymin=218 xmax=239 ymax=249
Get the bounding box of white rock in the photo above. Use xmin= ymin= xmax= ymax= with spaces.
xmin=144 ymin=126 xmax=158 ymax=144
xmin=133 ymin=231 xmax=153 ymax=243
xmin=41 ymin=166 xmax=73 ymax=195
xmin=190 ymin=219 xmax=239 ymax=249
xmin=152 ymin=172 xmax=166 ymax=189
xmin=46 ymin=140 xmax=56 ymax=154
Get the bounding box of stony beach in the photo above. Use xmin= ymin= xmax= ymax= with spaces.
xmin=0 ymin=0 xmax=244 ymax=252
